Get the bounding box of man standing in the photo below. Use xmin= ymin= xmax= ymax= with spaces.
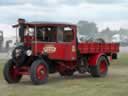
xmin=18 ymin=18 xmax=26 ymax=42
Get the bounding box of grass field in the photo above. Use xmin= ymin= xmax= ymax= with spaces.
xmin=0 ymin=53 xmax=128 ymax=96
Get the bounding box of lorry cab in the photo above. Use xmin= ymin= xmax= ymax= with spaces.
xmin=13 ymin=20 xmax=77 ymax=61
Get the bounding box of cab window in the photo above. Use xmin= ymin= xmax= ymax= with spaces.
xmin=36 ymin=26 xmax=74 ymax=42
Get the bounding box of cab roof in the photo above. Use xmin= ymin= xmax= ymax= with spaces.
xmin=13 ymin=21 xmax=77 ymax=28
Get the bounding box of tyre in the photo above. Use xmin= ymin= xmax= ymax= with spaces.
xmin=12 ymin=46 xmax=27 ymax=67
xmin=30 ymin=59 xmax=48 ymax=85
xmin=3 ymin=59 xmax=22 ymax=83
xmin=90 ymin=56 xmax=108 ymax=77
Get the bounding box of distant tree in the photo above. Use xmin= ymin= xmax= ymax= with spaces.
xmin=77 ymin=20 xmax=98 ymax=38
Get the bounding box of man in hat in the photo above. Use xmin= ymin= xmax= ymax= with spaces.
xmin=18 ymin=18 xmax=26 ymax=42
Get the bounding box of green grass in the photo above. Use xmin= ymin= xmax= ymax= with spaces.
xmin=0 ymin=53 xmax=128 ymax=96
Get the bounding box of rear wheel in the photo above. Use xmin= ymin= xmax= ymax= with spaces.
xmin=30 ymin=59 xmax=48 ymax=85
xmin=90 ymin=56 xmax=108 ymax=77
xmin=3 ymin=59 xmax=22 ymax=83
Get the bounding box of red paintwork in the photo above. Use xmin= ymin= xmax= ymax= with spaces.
xmin=18 ymin=66 xmax=30 ymax=75
xmin=100 ymin=60 xmax=107 ymax=74
xmin=24 ymin=36 xmax=33 ymax=47
xmin=31 ymin=42 xmax=119 ymax=61
xmin=10 ymin=66 xmax=19 ymax=80
xmin=32 ymin=42 xmax=77 ymax=61
xmin=36 ymin=64 xmax=47 ymax=80
xmin=22 ymin=23 xmax=119 ymax=62
xmin=78 ymin=43 xmax=119 ymax=54
xmin=12 ymin=21 xmax=119 ymax=77
xmin=10 ymin=66 xmax=30 ymax=76
xmin=88 ymin=53 xmax=106 ymax=66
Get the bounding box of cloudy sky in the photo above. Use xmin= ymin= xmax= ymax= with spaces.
xmin=0 ymin=0 xmax=128 ymax=37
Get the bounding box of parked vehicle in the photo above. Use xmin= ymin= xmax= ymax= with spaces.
xmin=3 ymin=19 xmax=119 ymax=85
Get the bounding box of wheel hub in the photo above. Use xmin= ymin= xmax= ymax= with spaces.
xmin=36 ymin=64 xmax=47 ymax=80
xmin=40 ymin=70 xmax=45 ymax=75
xmin=100 ymin=60 xmax=107 ymax=74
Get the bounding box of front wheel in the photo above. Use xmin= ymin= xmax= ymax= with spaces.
xmin=30 ymin=59 xmax=48 ymax=85
xmin=3 ymin=59 xmax=22 ymax=83
xmin=90 ymin=56 xmax=108 ymax=77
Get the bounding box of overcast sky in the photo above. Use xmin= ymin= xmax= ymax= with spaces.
xmin=0 ymin=0 xmax=128 ymax=37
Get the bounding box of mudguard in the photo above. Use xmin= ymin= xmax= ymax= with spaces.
xmin=88 ymin=53 xmax=110 ymax=66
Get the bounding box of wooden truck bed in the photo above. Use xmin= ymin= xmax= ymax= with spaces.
xmin=78 ymin=43 xmax=119 ymax=54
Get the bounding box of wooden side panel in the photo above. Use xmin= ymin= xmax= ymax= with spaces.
xmin=78 ymin=43 xmax=119 ymax=54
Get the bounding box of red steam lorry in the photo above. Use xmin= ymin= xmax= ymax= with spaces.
xmin=3 ymin=19 xmax=119 ymax=85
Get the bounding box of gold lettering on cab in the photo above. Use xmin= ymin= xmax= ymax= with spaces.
xmin=43 ymin=45 xmax=56 ymax=53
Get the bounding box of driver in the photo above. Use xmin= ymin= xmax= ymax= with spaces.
xmin=18 ymin=18 xmax=26 ymax=42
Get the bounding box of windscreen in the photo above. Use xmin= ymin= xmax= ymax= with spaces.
xmin=36 ymin=26 xmax=74 ymax=42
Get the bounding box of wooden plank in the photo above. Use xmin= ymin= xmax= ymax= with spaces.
xmin=78 ymin=43 xmax=119 ymax=54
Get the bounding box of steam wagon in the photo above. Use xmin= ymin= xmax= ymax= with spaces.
xmin=3 ymin=19 xmax=119 ymax=85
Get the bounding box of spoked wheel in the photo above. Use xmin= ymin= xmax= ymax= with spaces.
xmin=3 ymin=59 xmax=22 ymax=83
xmin=30 ymin=59 xmax=48 ymax=85
xmin=90 ymin=56 xmax=108 ymax=77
